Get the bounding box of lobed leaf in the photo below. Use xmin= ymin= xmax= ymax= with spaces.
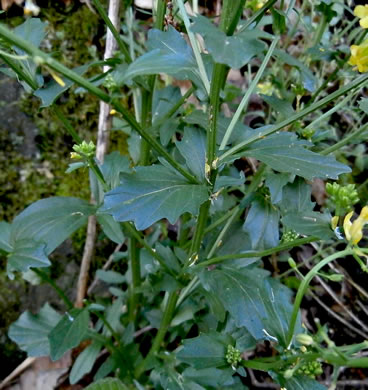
xmin=8 ymin=303 xmax=61 ymax=357
xmin=99 ymin=165 xmax=208 ymax=230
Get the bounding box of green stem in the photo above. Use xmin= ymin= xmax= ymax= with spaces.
xmin=123 ymin=222 xmax=176 ymax=277
xmin=0 ymin=54 xmax=38 ymax=90
xmin=52 ymin=106 xmax=82 ymax=144
xmin=196 ymin=236 xmax=319 ymax=268
xmin=321 ymin=123 xmax=368 ymax=156
xmin=128 ymin=236 xmax=141 ymax=322
xmin=286 ymin=248 xmax=353 ymax=347
xmin=218 ymin=73 xmax=368 ymax=163
xmin=0 ymin=23 xmax=198 ymax=184
xmin=219 ymin=37 xmax=279 ymax=149
xmin=176 ymin=0 xmax=210 ymax=94
xmin=208 ymin=63 xmax=226 ymax=166
xmin=188 ymin=200 xmax=211 ymax=258
xmin=239 ymin=0 xmax=278 ymax=32
xmin=91 ymin=0 xmax=131 ymax=63
xmin=93 ymin=310 xmax=122 ymax=348
xmin=155 ymin=0 xmax=167 ymax=29
xmin=134 ymin=291 xmax=179 ymax=378
xmin=33 ymin=269 xmax=73 ymax=309
xmin=313 ymin=13 xmax=327 ymax=46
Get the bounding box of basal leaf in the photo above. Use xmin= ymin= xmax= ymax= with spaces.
xmin=191 ymin=15 xmax=266 ymax=69
xmin=70 ymin=341 xmax=102 ymax=384
xmin=122 ymin=26 xmax=201 ymax=87
xmin=11 ymin=197 xmax=95 ymax=254
xmin=283 ymin=375 xmax=327 ymax=389
xmin=8 ymin=303 xmax=61 ymax=357
xmin=182 ymin=367 xmax=235 ymax=388
xmin=49 ymin=308 xmax=89 ymax=361
xmin=99 ymin=165 xmax=208 ymax=230
xmin=177 ymin=331 xmax=231 ymax=369
xmin=7 ymin=239 xmax=50 ymax=276
xmin=85 ymin=378 xmax=128 ymax=390
xmin=176 ymin=127 xmax=206 ymax=181
xmin=201 ymin=267 xmax=301 ymax=347
xmin=243 ymin=133 xmax=351 ymax=180
xmin=243 ymin=197 xmax=279 ymax=250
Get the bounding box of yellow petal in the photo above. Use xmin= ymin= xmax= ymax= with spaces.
xmin=331 ymin=216 xmax=339 ymax=230
xmin=50 ymin=70 xmax=65 ymax=87
xmin=349 ymin=219 xmax=364 ymax=245
xmin=344 ymin=211 xmax=354 ymax=241
xmin=360 ymin=206 xmax=368 ymax=221
xmin=354 ymin=5 xmax=368 ymax=18
xmin=360 ymin=16 xmax=368 ymax=28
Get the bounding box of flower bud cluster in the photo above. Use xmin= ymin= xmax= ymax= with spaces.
xmin=72 ymin=141 xmax=96 ymax=159
xmin=226 ymin=345 xmax=242 ymax=366
xmin=326 ymin=183 xmax=359 ymax=216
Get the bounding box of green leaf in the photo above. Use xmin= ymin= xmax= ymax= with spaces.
xmin=152 ymin=86 xmax=182 ymax=124
xmin=283 ymin=375 xmax=327 ymax=389
xmin=11 ymin=197 xmax=95 ymax=254
xmin=279 ymin=178 xmax=315 ymax=214
xmin=242 ymin=133 xmax=351 ymax=180
xmin=243 ymin=197 xmax=279 ymax=250
xmin=100 ymin=165 xmax=208 ymax=230
xmin=97 ymin=214 xmax=125 ymax=244
xmin=8 ymin=303 xmax=61 ymax=357
xmin=191 ymin=15 xmax=266 ymax=69
xmin=7 ymin=239 xmax=50 ymax=276
xmin=274 ymin=49 xmax=317 ymax=92
xmin=14 ymin=18 xmax=46 ymax=48
xmin=176 ymin=127 xmax=206 ymax=181
xmin=34 ymin=64 xmax=89 ymax=107
xmin=70 ymin=341 xmax=102 ymax=384
xmin=49 ymin=308 xmax=89 ymax=361
xmin=262 ymin=94 xmax=295 ymax=119
xmin=177 ymin=331 xmax=231 ymax=369
xmin=182 ymin=367 xmax=235 ymax=388
xmin=85 ymin=378 xmax=128 ymax=390
xmin=96 ymin=270 xmax=125 ymax=284
xmin=265 ymin=172 xmax=290 ymax=204
xmin=201 ymin=267 xmax=301 ymax=347
xmin=0 ymin=221 xmax=12 ymax=252
xmin=359 ymin=98 xmax=368 ymax=114
xmin=122 ymin=26 xmax=201 ymax=87
xmin=282 ymin=211 xmax=334 ymax=240
xmin=100 ymin=151 xmax=131 ymax=190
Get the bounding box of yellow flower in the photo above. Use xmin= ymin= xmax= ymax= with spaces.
xmin=343 ymin=206 xmax=368 ymax=245
xmin=354 ymin=5 xmax=368 ymax=29
xmin=348 ymin=39 xmax=368 ymax=73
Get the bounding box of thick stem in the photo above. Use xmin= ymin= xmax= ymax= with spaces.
xmin=286 ymin=248 xmax=353 ymax=347
xmin=134 ymin=291 xmax=179 ymax=378
xmin=128 ymin=236 xmax=141 ymax=322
